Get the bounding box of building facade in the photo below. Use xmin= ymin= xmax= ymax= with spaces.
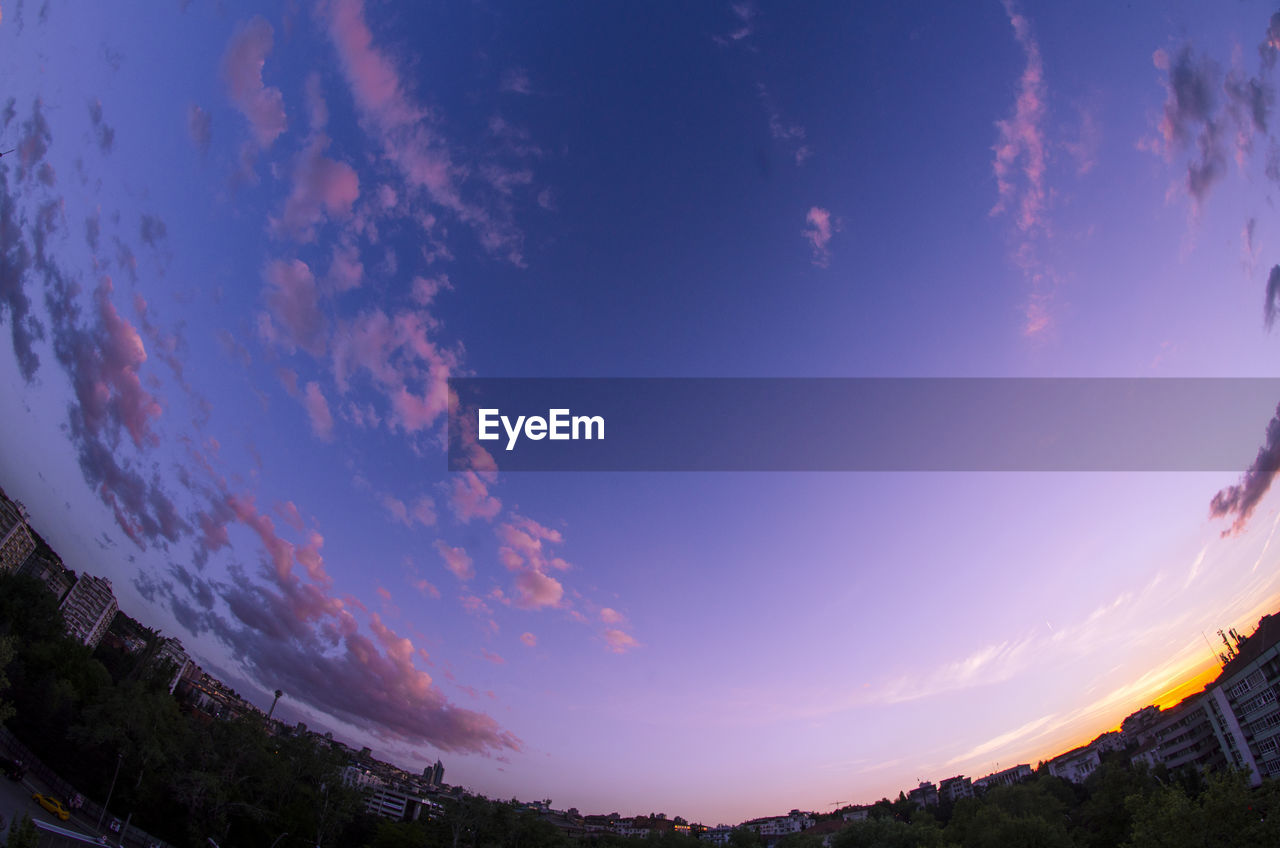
xmin=153 ymin=636 xmax=192 ymax=693
xmin=16 ymin=546 xmax=75 ymax=603
xmin=0 ymin=495 xmax=35 ymax=576
xmin=1206 ymin=613 xmax=1280 ymax=781
xmin=973 ymin=764 xmax=1032 ymax=792
xmin=1047 ymin=747 xmax=1101 ymax=784
xmin=938 ymin=776 xmax=973 ymax=804
xmin=59 ymin=574 xmax=118 ymax=648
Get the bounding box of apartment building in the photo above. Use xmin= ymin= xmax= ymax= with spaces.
xmin=59 ymin=573 xmax=118 ymax=648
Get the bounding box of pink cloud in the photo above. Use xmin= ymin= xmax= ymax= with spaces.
xmin=275 ymin=500 xmax=305 ymax=531
xmin=227 ymin=493 xmax=333 ymax=588
xmin=460 ymin=593 xmax=493 ymax=618
xmin=320 ymin=0 xmax=524 ymax=263
xmin=376 ymin=586 xmax=392 ymax=601
xmin=520 ymin=632 xmax=537 ymax=647
xmin=330 ymin=307 xmax=457 ymax=433
xmin=274 ymin=134 xmax=360 ymax=241
xmin=327 ymin=241 xmax=364 ymax=292
xmin=449 ymin=471 xmax=502 ymax=523
xmin=410 ymin=274 xmax=449 ymax=306
xmin=481 ymin=649 xmax=506 ymax=665
xmin=294 ymin=530 xmax=327 ymax=583
xmin=382 ymin=493 xmax=437 ymax=528
xmin=434 ymin=539 xmax=474 ymax=581
xmin=222 ymin=16 xmax=287 ymax=148
xmin=990 ymin=0 xmax=1046 ymax=233
xmin=492 ymin=514 xmax=571 ymax=609
xmin=600 ymin=607 xmax=623 ymax=624
xmin=261 ymin=258 xmax=327 ymax=356
xmin=412 ymin=578 xmax=441 ymax=599
xmin=803 ymin=206 xmax=836 ymax=268
xmin=276 ymin=366 xmax=301 ymax=398
xmin=513 ymin=569 xmax=564 ymax=610
xmin=303 ymin=381 xmax=335 ymax=441
xmin=61 ymin=277 xmax=164 ymax=451
xmin=604 ymin=629 xmax=640 ymax=654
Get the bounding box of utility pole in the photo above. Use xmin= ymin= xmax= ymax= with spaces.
xmin=97 ymin=753 xmax=123 ymax=832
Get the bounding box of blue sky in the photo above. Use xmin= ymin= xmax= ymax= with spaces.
xmin=3 ymin=0 xmax=1280 ymax=824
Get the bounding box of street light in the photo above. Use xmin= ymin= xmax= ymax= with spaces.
xmin=270 ymin=832 xmax=289 ymax=848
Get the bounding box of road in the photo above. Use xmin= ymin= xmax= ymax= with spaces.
xmin=0 ymin=770 xmax=109 ymax=842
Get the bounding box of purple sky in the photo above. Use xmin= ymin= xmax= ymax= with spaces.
xmin=2 ymin=0 xmax=1280 ymax=825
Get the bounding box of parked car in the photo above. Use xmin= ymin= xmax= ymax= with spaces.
xmin=31 ymin=792 xmax=71 ymax=821
xmin=0 ymin=756 xmax=24 ymax=780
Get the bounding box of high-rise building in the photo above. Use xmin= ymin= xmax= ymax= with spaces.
xmin=59 ymin=574 xmax=119 ymax=648
xmin=154 ymin=636 xmax=192 ymax=693
xmin=17 ymin=545 xmax=75 ymax=603
xmin=0 ymin=493 xmax=35 ymax=575
xmin=422 ymin=759 xmax=444 ymax=786
xmin=1139 ymin=613 xmax=1280 ymax=784
xmin=1207 ymin=613 xmax=1280 ymax=781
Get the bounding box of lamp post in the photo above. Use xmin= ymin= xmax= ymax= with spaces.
xmin=96 ymin=753 xmax=123 ymax=832
xmin=270 ymin=832 xmax=289 ymax=848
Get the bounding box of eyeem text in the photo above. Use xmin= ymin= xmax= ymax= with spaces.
xmin=478 ymin=408 xmax=605 ymax=451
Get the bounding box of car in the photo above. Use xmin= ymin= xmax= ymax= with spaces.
xmin=31 ymin=793 xmax=71 ymax=821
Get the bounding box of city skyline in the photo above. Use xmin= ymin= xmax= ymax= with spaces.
xmin=7 ymin=494 xmax=1276 ymax=833
xmin=4 ymin=0 xmax=1280 ymax=824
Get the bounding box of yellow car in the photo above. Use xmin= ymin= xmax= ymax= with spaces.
xmin=31 ymin=793 xmax=71 ymax=821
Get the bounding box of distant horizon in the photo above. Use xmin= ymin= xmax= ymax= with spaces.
xmin=5 ymin=0 xmax=1280 ymax=826
xmin=3 ymin=478 xmax=1271 ymax=822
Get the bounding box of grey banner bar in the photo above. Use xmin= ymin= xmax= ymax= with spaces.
xmin=446 ymin=378 xmax=1280 ymax=472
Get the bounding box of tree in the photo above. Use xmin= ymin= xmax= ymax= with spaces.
xmin=0 ymin=635 xmax=15 ymax=724
xmin=727 ymin=826 xmax=763 ymax=848
xmin=2 ymin=814 xmax=38 ymax=848
xmin=1126 ymin=769 xmax=1280 ymax=848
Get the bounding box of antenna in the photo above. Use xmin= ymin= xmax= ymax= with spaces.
xmin=1218 ymin=630 xmax=1237 ymax=661
xmin=1203 ymin=632 xmax=1221 ymax=665
xmin=0 ymin=148 xmax=15 ymax=158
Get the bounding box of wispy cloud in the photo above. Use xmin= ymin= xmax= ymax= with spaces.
xmin=803 ymin=206 xmax=836 ymax=267
xmin=259 ymin=258 xmax=327 ymax=357
xmin=757 ymin=83 xmax=810 ymax=165
xmin=991 ymin=1 xmax=1058 ymax=337
xmin=320 ymin=0 xmax=526 ymax=264
xmin=434 ymin=539 xmax=474 ymax=581
xmin=302 ymin=381 xmax=335 ymax=441
xmin=222 ymin=16 xmax=287 ymax=149
xmin=945 ymin=712 xmax=1058 ymax=767
xmin=991 ymin=0 xmax=1046 ymax=233
xmin=713 ymin=2 xmax=756 ymax=47
xmin=1210 ymin=401 xmax=1280 ymax=535
xmin=604 ymin=628 xmax=640 ymax=654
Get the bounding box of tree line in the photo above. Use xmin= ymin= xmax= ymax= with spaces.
xmin=2 ymin=572 xmax=1279 ymax=847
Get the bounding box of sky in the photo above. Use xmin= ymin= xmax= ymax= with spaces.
xmin=3 ymin=0 xmax=1280 ymax=825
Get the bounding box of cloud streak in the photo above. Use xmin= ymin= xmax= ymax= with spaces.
xmin=222 ymin=16 xmax=287 ymax=149
xmin=1209 ymin=401 xmax=1280 ymax=535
